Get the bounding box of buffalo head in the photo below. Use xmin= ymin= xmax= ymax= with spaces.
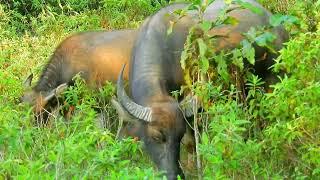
xmin=112 ymin=65 xmax=195 ymax=179
xmin=20 ymin=73 xmax=67 ymax=123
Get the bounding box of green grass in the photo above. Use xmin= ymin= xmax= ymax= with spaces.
xmin=0 ymin=0 xmax=163 ymax=178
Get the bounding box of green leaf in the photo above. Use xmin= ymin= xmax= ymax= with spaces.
xmin=197 ymin=38 xmax=208 ymax=58
xmin=232 ymin=49 xmax=244 ymax=70
xmin=241 ymin=39 xmax=255 ymax=65
xmin=234 ymin=120 xmax=251 ymax=125
xmin=234 ymin=0 xmax=263 ymax=15
xmin=207 ymin=0 xmax=215 ymax=6
xmin=222 ymin=16 xmax=239 ymax=26
xmin=187 ymin=3 xmax=200 ymax=11
xmin=199 ymin=20 xmax=212 ymax=32
xmin=255 ymin=32 xmax=276 ymax=47
xmin=202 ymin=132 xmax=209 ymax=145
xmin=269 ymin=14 xmax=300 ymax=27
xmin=245 ymin=27 xmax=257 ymax=42
xmin=200 ymin=57 xmax=209 ymax=73
xmin=180 ymin=50 xmax=188 ymax=70
xmin=184 ymin=68 xmax=193 ymax=87
xmin=214 ymin=53 xmax=229 ymax=82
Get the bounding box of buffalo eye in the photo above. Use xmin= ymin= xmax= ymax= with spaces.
xmin=148 ymin=127 xmax=166 ymax=143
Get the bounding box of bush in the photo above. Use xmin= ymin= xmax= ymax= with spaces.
xmin=1 ymin=0 xmax=163 ymax=34
xmin=258 ymin=0 xmax=320 ymax=32
xmin=0 ymin=0 xmax=163 ymax=178
xmin=180 ymin=0 xmax=320 ymax=178
xmin=0 ymin=75 xmax=159 ymax=178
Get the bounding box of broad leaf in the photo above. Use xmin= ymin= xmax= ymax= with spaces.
xmin=241 ymin=39 xmax=255 ymax=65
xmin=200 ymin=20 xmax=212 ymax=32
xmin=197 ymin=38 xmax=208 ymax=58
xmin=214 ymin=53 xmax=229 ymax=82
xmin=269 ymin=14 xmax=300 ymax=27
xmin=200 ymin=57 xmax=210 ymax=73
xmin=222 ymin=16 xmax=239 ymax=26
xmin=255 ymin=32 xmax=276 ymax=47
xmin=245 ymin=27 xmax=257 ymax=42
xmin=232 ymin=49 xmax=244 ymax=70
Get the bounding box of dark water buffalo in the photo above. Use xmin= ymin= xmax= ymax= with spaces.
xmin=114 ymin=1 xmax=288 ymax=179
xmin=21 ymin=30 xmax=137 ymax=123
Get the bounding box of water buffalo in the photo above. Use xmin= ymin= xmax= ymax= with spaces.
xmin=21 ymin=30 xmax=137 ymax=123
xmin=114 ymin=1 xmax=288 ymax=179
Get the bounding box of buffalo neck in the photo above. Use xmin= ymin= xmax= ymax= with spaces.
xmin=130 ymin=3 xmax=194 ymax=106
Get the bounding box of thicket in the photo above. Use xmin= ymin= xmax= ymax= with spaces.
xmin=0 ymin=0 xmax=319 ymax=179
xmin=180 ymin=0 xmax=320 ymax=178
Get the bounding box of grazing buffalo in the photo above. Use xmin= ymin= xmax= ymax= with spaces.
xmin=21 ymin=30 xmax=137 ymax=123
xmin=114 ymin=1 xmax=288 ymax=179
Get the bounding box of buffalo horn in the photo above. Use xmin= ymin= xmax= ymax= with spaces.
xmin=23 ymin=73 xmax=33 ymax=88
xmin=117 ymin=64 xmax=152 ymax=122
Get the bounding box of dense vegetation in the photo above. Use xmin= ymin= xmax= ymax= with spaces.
xmin=0 ymin=0 xmax=319 ymax=179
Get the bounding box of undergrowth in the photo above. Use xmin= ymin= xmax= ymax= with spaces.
xmin=0 ymin=0 xmax=163 ymax=178
xmin=179 ymin=0 xmax=320 ymax=178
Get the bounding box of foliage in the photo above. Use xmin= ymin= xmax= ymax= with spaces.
xmin=258 ymin=0 xmax=320 ymax=32
xmin=0 ymin=60 xmax=158 ymax=179
xmin=180 ymin=0 xmax=320 ymax=178
xmin=1 ymin=0 xmax=163 ymax=34
xmin=0 ymin=0 xmax=162 ymax=178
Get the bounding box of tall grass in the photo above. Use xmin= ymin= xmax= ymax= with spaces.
xmin=0 ymin=0 xmax=163 ymax=178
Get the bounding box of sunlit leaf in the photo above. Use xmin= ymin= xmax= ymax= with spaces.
xmin=202 ymin=132 xmax=209 ymax=145
xmin=222 ymin=16 xmax=239 ymax=26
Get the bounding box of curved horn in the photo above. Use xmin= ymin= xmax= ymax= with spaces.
xmin=24 ymin=73 xmax=33 ymax=88
xmin=117 ymin=64 xmax=152 ymax=122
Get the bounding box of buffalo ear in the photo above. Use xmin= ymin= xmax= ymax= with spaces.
xmin=24 ymin=73 xmax=33 ymax=88
xmin=111 ymin=97 xmax=136 ymax=122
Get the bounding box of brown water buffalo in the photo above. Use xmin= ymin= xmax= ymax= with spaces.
xmin=114 ymin=1 xmax=288 ymax=179
xmin=21 ymin=30 xmax=137 ymax=123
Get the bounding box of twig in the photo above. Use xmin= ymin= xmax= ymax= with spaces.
xmin=194 ymin=71 xmax=202 ymax=179
xmin=115 ymin=116 xmax=124 ymax=140
xmin=193 ymin=95 xmax=202 ymax=179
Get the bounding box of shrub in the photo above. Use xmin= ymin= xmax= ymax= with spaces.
xmin=179 ymin=0 xmax=320 ymax=178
